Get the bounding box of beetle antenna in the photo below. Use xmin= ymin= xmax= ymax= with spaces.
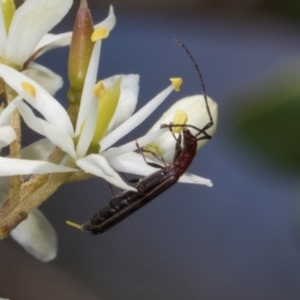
xmin=173 ymin=39 xmax=213 ymax=128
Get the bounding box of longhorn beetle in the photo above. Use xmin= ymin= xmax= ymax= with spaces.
xmin=67 ymin=40 xmax=215 ymax=234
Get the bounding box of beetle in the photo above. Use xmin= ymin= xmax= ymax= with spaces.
xmin=78 ymin=121 xmax=212 ymax=234
xmin=66 ymin=40 xmax=215 ymax=234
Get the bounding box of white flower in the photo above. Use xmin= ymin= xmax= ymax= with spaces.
xmin=0 ymin=1 xmax=115 ymax=95
xmin=0 ymin=95 xmax=72 ymax=262
xmin=103 ymin=98 xmax=217 ymax=188
xmin=0 ymin=0 xmax=72 ymax=67
xmin=0 ymin=106 xmax=71 ymax=262
xmin=28 ymin=5 xmax=116 ymax=94
xmin=0 ymin=23 xmax=179 ymax=190
xmin=146 ymin=95 xmax=218 ymax=163
xmin=0 ymin=0 xmax=74 ymax=94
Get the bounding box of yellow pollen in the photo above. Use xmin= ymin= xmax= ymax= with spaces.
xmin=91 ymin=27 xmax=109 ymax=42
xmin=170 ymin=77 xmax=183 ymax=92
xmin=66 ymin=220 xmax=82 ymax=230
xmin=172 ymin=110 xmax=188 ymax=133
xmin=93 ymin=81 xmax=105 ymax=97
xmin=21 ymin=82 xmax=36 ymax=98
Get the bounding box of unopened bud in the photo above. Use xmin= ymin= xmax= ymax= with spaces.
xmin=68 ymin=0 xmax=94 ymax=105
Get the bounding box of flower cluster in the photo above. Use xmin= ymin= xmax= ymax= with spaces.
xmin=0 ymin=0 xmax=218 ymax=262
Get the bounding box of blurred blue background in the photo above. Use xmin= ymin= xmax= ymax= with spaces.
xmin=2 ymin=1 xmax=300 ymax=299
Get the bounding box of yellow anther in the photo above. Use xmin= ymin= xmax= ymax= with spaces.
xmin=66 ymin=220 xmax=82 ymax=230
xmin=93 ymin=81 xmax=105 ymax=98
xmin=172 ymin=110 xmax=188 ymax=133
xmin=21 ymin=82 xmax=36 ymax=98
xmin=91 ymin=27 xmax=109 ymax=42
xmin=170 ymin=77 xmax=183 ymax=92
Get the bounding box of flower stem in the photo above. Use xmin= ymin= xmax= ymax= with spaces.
xmin=0 ymin=170 xmax=73 ymax=239
xmin=0 ymin=148 xmax=73 ymax=239
xmin=6 ymin=84 xmax=23 ymax=205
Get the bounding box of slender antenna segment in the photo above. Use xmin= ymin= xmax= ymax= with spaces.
xmin=173 ymin=39 xmax=213 ymax=127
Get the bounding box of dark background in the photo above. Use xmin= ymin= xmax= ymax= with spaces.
xmin=2 ymin=1 xmax=300 ymax=299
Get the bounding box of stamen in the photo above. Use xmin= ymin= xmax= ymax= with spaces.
xmin=170 ymin=77 xmax=182 ymax=91
xmin=89 ymin=76 xmax=122 ymax=152
xmin=172 ymin=110 xmax=188 ymax=133
xmin=21 ymin=82 xmax=36 ymax=98
xmin=66 ymin=220 xmax=82 ymax=230
xmin=91 ymin=27 xmax=109 ymax=42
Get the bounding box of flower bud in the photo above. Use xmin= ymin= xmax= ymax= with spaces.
xmin=67 ymin=0 xmax=94 ymax=105
xmin=145 ymin=95 xmax=218 ymax=164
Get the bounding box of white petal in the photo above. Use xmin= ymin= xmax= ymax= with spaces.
xmin=108 ymin=153 xmax=213 ymax=187
xmin=107 ymin=152 xmax=158 ymax=176
xmin=147 ymin=95 xmax=218 ymax=163
xmin=0 ymin=97 xmax=21 ymax=126
xmin=22 ymin=63 xmax=63 ymax=95
xmin=34 ymin=5 xmax=116 ymax=57
xmin=76 ymin=95 xmax=98 ymax=158
xmin=76 ymin=154 xmax=136 ymax=191
xmin=179 ymin=172 xmax=213 ymax=187
xmin=75 ymin=41 xmax=101 ymax=136
xmin=104 ymin=74 xmax=140 ymax=133
xmin=94 ymin=5 xmax=116 ymax=32
xmin=0 ymin=182 xmax=57 ymax=263
xmin=17 ymin=101 xmax=76 ymax=158
xmin=102 ymin=127 xmax=168 ymax=159
xmin=4 ymin=0 xmax=73 ymax=66
xmin=148 ymin=95 xmax=218 ymax=136
xmin=34 ymin=32 xmax=71 ymax=57
xmin=21 ymin=138 xmax=55 ymax=161
xmin=0 ymin=64 xmax=74 ymax=136
xmin=10 ymin=209 xmax=58 ymax=262
xmin=16 ymin=101 xmax=46 ymax=135
xmin=0 ymin=139 xmax=56 ymax=188
xmin=0 ymin=126 xmax=16 ymax=149
xmin=101 ymin=84 xmax=175 ymax=151
xmin=0 ymin=157 xmax=76 ymax=176
xmin=37 ymin=120 xmax=76 ymax=158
